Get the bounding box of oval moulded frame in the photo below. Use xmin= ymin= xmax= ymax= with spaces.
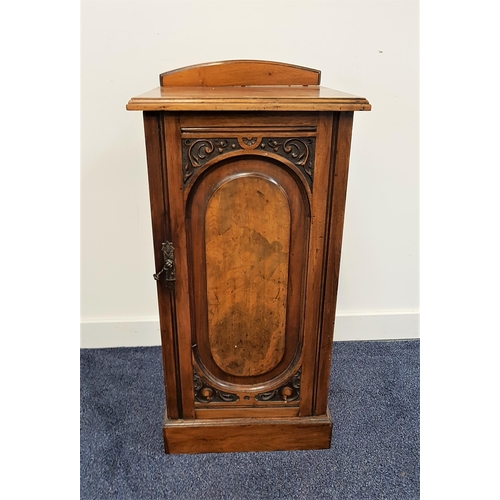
xmin=186 ymin=155 xmax=311 ymax=393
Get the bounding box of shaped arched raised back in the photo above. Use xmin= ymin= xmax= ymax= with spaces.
xmin=159 ymin=60 xmax=321 ymax=87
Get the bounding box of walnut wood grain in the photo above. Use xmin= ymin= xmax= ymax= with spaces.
xmin=313 ymin=112 xmax=354 ymax=415
xmin=163 ymin=411 xmax=332 ymax=454
xmin=126 ymin=86 xmax=371 ymax=112
xmin=205 ymin=175 xmax=290 ymax=377
xmin=187 ymin=156 xmax=309 ymax=389
xmin=195 ymin=407 xmax=299 ymax=419
xmin=298 ymin=112 xmax=335 ymax=417
xmin=163 ymin=114 xmax=196 ymax=419
xmin=159 ymin=60 xmax=321 ymax=87
xmin=129 ymin=62 xmax=370 ymax=454
xmin=179 ymin=112 xmax=319 ymax=128
xmin=142 ymin=112 xmax=181 ymax=419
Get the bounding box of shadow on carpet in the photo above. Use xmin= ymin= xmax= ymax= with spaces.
xmin=81 ymin=340 xmax=419 ymax=499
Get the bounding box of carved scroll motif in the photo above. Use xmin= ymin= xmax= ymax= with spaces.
xmin=182 ymin=137 xmax=315 ymax=188
xmin=182 ymin=139 xmax=239 ymax=183
xmin=255 ymin=368 xmax=302 ymax=403
xmin=264 ymin=138 xmax=314 ymax=187
xmin=193 ymin=371 xmax=239 ymax=404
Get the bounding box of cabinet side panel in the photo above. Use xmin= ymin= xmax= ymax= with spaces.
xmin=163 ymin=113 xmax=196 ymax=419
xmin=314 ymin=111 xmax=354 ymax=415
xmin=143 ymin=112 xmax=181 ymax=419
xmin=298 ymin=112 xmax=334 ymax=417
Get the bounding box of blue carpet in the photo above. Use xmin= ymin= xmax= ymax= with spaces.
xmin=80 ymin=340 xmax=419 ymax=499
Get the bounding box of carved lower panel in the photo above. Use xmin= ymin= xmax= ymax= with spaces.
xmin=182 ymin=137 xmax=315 ymax=188
xmin=193 ymin=368 xmax=302 ymax=405
xmin=193 ymin=372 xmax=239 ymax=403
xmin=255 ymin=368 xmax=302 ymax=403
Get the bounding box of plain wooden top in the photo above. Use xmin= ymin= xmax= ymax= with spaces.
xmin=126 ymin=85 xmax=371 ymax=112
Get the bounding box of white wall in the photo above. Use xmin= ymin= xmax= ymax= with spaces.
xmin=81 ymin=0 xmax=419 ymax=347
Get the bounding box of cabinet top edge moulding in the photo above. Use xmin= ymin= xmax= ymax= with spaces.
xmin=126 ymin=60 xmax=371 ymax=112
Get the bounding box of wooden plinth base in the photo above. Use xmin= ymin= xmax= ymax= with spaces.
xmin=163 ymin=410 xmax=333 ymax=454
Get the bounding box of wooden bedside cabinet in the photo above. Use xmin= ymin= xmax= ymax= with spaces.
xmin=126 ymin=60 xmax=370 ymax=454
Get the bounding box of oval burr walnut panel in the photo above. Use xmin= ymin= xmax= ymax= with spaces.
xmin=187 ymin=156 xmax=310 ymax=389
xmin=205 ymin=175 xmax=290 ymax=377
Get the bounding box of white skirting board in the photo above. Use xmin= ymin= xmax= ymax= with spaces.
xmin=80 ymin=312 xmax=419 ymax=348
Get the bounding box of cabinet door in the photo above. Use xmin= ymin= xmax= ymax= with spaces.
xmin=162 ymin=112 xmax=336 ymax=419
xmin=188 ymin=157 xmax=308 ymax=417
